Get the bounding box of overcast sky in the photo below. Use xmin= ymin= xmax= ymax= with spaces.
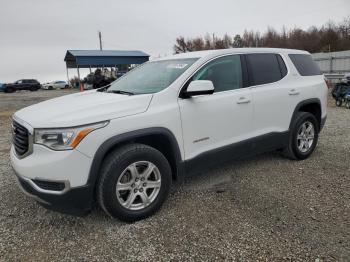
xmin=0 ymin=0 xmax=349 ymax=83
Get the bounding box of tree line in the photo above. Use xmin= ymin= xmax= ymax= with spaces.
xmin=173 ymin=17 xmax=350 ymax=54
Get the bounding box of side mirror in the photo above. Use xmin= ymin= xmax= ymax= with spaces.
xmin=181 ymin=80 xmax=214 ymax=98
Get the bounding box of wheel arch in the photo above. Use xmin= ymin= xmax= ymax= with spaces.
xmin=87 ymin=127 xmax=184 ymax=189
xmin=289 ymin=98 xmax=322 ymax=132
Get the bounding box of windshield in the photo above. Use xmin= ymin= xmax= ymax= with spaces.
xmin=108 ymin=58 xmax=198 ymax=94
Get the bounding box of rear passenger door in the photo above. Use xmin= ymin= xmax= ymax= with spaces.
xmin=246 ymin=53 xmax=299 ymax=137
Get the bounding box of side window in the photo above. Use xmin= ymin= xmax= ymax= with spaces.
xmin=288 ymin=54 xmax=321 ymax=76
xmin=192 ymin=55 xmax=243 ymax=92
xmin=246 ymin=53 xmax=285 ymax=85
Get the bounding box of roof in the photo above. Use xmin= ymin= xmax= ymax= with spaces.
xmin=155 ymin=48 xmax=309 ymax=61
xmin=64 ymin=50 xmax=150 ymax=68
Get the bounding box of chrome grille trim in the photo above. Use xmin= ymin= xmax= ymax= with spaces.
xmin=11 ymin=116 xmax=33 ymax=159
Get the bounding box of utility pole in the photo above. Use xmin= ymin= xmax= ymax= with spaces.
xmin=212 ymin=33 xmax=215 ymax=49
xmin=98 ymin=31 xmax=103 ymax=50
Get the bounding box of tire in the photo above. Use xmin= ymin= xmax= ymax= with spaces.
xmin=282 ymin=112 xmax=319 ymax=160
xmin=30 ymin=86 xmax=38 ymax=91
xmin=336 ymin=99 xmax=342 ymax=107
xmin=97 ymin=144 xmax=172 ymax=222
xmin=346 ymin=101 xmax=350 ymax=109
xmin=64 ymin=85 xmax=69 ymax=89
xmin=48 ymin=86 xmax=53 ymax=90
xmin=4 ymin=87 xmax=15 ymax=93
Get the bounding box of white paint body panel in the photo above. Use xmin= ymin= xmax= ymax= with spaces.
xmin=14 ymin=90 xmax=153 ymax=127
xmin=11 ymin=48 xmax=328 ymax=190
xmin=178 ymin=88 xmax=253 ymax=159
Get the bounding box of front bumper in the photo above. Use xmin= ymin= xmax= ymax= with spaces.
xmin=16 ymin=174 xmax=93 ymax=216
xmin=11 ymin=144 xmax=95 ymax=216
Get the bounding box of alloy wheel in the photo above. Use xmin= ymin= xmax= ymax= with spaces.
xmin=116 ymin=161 xmax=161 ymax=210
xmin=297 ymin=121 xmax=315 ymax=153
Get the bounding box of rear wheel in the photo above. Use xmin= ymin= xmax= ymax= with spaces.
xmin=97 ymin=144 xmax=172 ymax=222
xmin=336 ymin=99 xmax=342 ymax=107
xmin=283 ymin=112 xmax=319 ymax=160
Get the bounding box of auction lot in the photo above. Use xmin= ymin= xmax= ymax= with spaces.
xmin=0 ymin=90 xmax=349 ymax=261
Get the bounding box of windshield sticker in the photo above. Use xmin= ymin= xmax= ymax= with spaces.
xmin=167 ymin=64 xmax=188 ymax=69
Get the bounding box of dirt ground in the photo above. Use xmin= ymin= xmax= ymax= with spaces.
xmin=0 ymin=89 xmax=349 ymax=261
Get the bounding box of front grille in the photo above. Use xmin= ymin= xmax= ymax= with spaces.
xmin=32 ymin=179 xmax=66 ymax=191
xmin=12 ymin=121 xmax=29 ymax=156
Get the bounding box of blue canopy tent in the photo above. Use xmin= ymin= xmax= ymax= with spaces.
xmin=64 ymin=50 xmax=150 ymax=86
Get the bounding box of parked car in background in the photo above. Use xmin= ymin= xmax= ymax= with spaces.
xmin=0 ymin=82 xmax=4 ymax=92
xmin=42 ymin=81 xmax=69 ymax=90
xmin=3 ymin=79 xmax=41 ymax=93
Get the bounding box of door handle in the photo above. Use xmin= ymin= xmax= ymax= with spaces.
xmin=237 ymin=97 xmax=251 ymax=104
xmin=289 ymin=89 xmax=300 ymax=95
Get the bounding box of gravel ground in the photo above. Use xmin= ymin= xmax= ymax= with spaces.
xmin=0 ymin=90 xmax=349 ymax=261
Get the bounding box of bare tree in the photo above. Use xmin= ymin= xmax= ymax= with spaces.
xmin=173 ymin=16 xmax=350 ymax=54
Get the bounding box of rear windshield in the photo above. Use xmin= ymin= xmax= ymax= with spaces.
xmin=288 ymin=54 xmax=321 ymax=76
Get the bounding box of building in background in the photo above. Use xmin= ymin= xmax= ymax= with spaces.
xmin=312 ymin=50 xmax=350 ymax=83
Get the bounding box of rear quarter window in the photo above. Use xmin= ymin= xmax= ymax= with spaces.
xmin=288 ymin=54 xmax=321 ymax=76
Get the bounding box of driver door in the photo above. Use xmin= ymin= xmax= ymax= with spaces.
xmin=178 ymin=55 xmax=254 ymax=163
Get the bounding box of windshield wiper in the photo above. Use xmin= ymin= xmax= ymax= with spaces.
xmin=107 ymin=90 xmax=135 ymax=95
xmin=97 ymin=85 xmax=111 ymax=92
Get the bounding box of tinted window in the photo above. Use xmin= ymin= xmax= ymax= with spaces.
xmin=192 ymin=55 xmax=242 ymax=92
xmin=247 ymin=53 xmax=285 ymax=85
xmin=289 ymin=54 xmax=321 ymax=76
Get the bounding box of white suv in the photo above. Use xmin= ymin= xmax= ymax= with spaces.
xmin=11 ymin=48 xmax=328 ymax=221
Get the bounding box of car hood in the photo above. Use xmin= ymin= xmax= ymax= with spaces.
xmin=14 ymin=90 xmax=153 ymax=128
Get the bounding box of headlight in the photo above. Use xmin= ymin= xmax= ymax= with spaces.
xmin=34 ymin=121 xmax=109 ymax=150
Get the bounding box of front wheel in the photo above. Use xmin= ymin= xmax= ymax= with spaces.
xmin=97 ymin=144 xmax=172 ymax=222
xmin=282 ymin=112 xmax=319 ymax=160
xmin=4 ymin=87 xmax=15 ymax=93
xmin=336 ymin=99 xmax=342 ymax=107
